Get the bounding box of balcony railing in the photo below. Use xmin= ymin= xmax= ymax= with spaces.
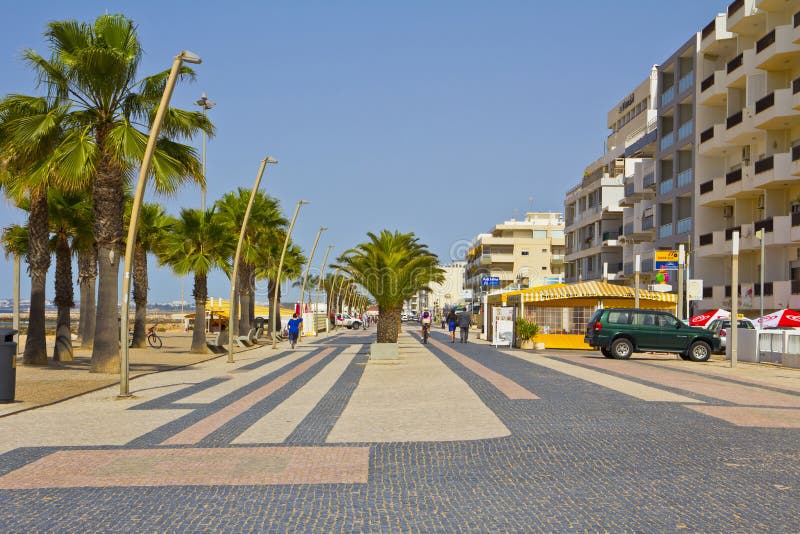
xmin=678 ymin=72 xmax=694 ymax=93
xmin=754 ymin=217 xmax=774 ymax=233
xmin=755 ymin=92 xmax=775 ymax=114
xmin=702 ymin=19 xmax=716 ymax=39
xmin=793 ymin=211 xmax=800 ymax=227
xmin=754 ymin=155 xmax=774 ymax=174
xmin=660 ymin=132 xmax=674 ymax=150
xmin=661 ymin=85 xmax=676 ymax=106
xmin=727 ymin=110 xmax=743 ymax=129
xmin=642 ymin=215 xmax=654 ymax=230
xmin=728 ymin=0 xmax=743 ymax=18
xmin=602 ymin=231 xmax=619 ymax=241
xmin=725 ymin=226 xmax=742 ymax=240
xmin=659 ymin=178 xmax=674 ymax=194
xmin=658 ymin=223 xmax=673 ymax=239
xmin=699 ymin=232 xmax=714 ymax=246
xmin=793 ymin=144 xmax=800 ymax=161
xmin=676 ymin=217 xmax=692 ymax=235
xmin=727 ymin=53 xmax=743 ymax=74
xmin=794 ymin=76 xmax=800 ymax=94
xmin=643 ymin=172 xmax=656 ymax=187
xmin=795 ymin=10 xmax=800 ymax=28
xmin=700 ymin=180 xmax=714 ymax=194
xmin=756 ymin=29 xmax=776 ymax=54
xmin=726 ymin=168 xmax=742 ymax=184
xmin=677 ymin=169 xmax=693 ymax=188
xmin=677 ymin=120 xmax=693 ymax=140
xmin=701 ymin=73 xmax=715 ymax=92
xmin=700 ymin=126 xmax=715 ymax=143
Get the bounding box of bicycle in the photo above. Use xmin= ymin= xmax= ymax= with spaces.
xmin=422 ymin=323 xmax=430 ymax=344
xmin=128 ymin=323 xmax=163 ymax=349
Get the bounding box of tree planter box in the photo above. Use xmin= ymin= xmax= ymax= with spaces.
xmin=370 ymin=342 xmax=399 ymax=360
xmin=516 ymin=339 xmax=534 ymax=350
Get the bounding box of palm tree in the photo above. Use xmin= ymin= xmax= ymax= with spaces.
xmin=335 ymin=231 xmax=444 ymax=343
xmin=130 ymin=203 xmax=172 ymax=348
xmin=157 ymin=208 xmax=228 ymax=353
xmin=0 ymin=95 xmax=73 ymax=365
xmin=216 ymin=189 xmax=287 ymax=335
xmin=23 ymin=14 xmax=212 ymax=372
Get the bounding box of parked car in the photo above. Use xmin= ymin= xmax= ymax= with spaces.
xmin=401 ymin=313 xmax=408 ymax=322
xmin=705 ymin=317 xmax=756 ymax=354
xmin=584 ymin=308 xmax=721 ymax=362
xmin=335 ymin=313 xmax=362 ymax=329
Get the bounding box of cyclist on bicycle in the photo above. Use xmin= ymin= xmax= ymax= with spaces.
xmin=420 ymin=309 xmax=432 ymax=343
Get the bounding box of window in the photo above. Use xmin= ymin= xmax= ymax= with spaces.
xmin=521 ymin=250 xmax=529 ymax=256
xmin=551 ymin=230 xmax=564 ymax=238
xmin=533 ymin=230 xmax=547 ymax=238
xmin=607 ymin=311 xmax=631 ymax=324
xmin=541 ymin=248 xmax=547 ymax=253
xmin=633 ymin=312 xmax=657 ymax=326
xmin=658 ymin=314 xmax=678 ymax=327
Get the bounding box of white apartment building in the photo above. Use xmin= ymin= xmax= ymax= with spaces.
xmin=426 ymin=262 xmax=466 ymax=311
xmin=464 ymin=212 xmax=565 ymax=296
xmin=695 ymin=0 xmax=800 ymax=312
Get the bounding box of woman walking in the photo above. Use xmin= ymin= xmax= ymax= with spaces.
xmin=446 ymin=309 xmax=458 ymax=343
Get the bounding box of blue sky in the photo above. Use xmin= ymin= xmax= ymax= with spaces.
xmin=0 ymin=0 xmax=723 ymax=304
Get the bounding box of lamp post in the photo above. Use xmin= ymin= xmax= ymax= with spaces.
xmin=677 ymin=244 xmax=685 ymax=320
xmin=13 ymin=253 xmax=20 ymax=353
xmin=299 ymin=226 xmax=327 ymax=317
xmin=314 ymin=244 xmax=334 ymax=333
xmin=194 ymin=92 xmax=215 ymax=212
xmin=272 ymin=200 xmax=310 ymax=349
xmin=327 ymin=268 xmax=341 ymax=332
xmin=227 ymin=156 xmax=278 ymax=364
xmin=730 ymin=231 xmax=739 ymax=368
xmin=119 ymin=50 xmax=202 ymax=398
xmin=757 ymin=228 xmax=765 ymax=329
xmin=634 ymin=254 xmax=640 ymax=309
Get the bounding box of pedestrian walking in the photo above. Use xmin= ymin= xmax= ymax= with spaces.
xmin=457 ymin=311 xmax=471 ymax=343
xmin=446 ymin=309 xmax=458 ymax=343
xmin=287 ymin=313 xmax=303 ymax=349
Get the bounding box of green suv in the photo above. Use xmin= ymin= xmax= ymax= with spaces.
xmin=584 ymin=308 xmax=720 ymax=362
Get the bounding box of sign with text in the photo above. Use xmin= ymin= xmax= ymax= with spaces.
xmin=492 ymin=306 xmax=515 ymax=347
xmin=481 ymin=276 xmax=500 ymax=286
xmin=687 ymin=279 xmax=703 ymax=301
xmin=654 ymin=250 xmax=680 ymax=270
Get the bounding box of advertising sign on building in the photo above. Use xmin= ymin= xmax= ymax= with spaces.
xmin=492 ymin=306 xmax=515 ymax=347
xmin=654 ymin=250 xmax=680 ymax=270
xmin=687 ymin=279 xmax=703 ymax=301
xmin=481 ymin=276 xmax=501 ymax=286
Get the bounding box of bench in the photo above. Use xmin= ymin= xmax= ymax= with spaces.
xmin=236 ymin=327 xmax=258 ymax=348
xmin=206 ymin=331 xmax=229 ymax=353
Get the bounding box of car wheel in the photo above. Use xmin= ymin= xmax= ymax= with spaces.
xmin=688 ymin=341 xmax=711 ymax=362
xmin=611 ymin=338 xmax=633 ymax=360
xmin=600 ymin=347 xmax=613 ymax=358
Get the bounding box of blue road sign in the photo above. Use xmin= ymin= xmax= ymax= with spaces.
xmin=481 ymin=276 xmax=500 ymax=286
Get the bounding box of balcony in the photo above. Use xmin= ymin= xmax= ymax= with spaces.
xmin=602 ymin=231 xmax=620 ymax=245
xmin=678 ymin=71 xmax=694 ymax=94
xmin=726 ymin=0 xmax=766 ymax=35
xmin=698 ymin=176 xmax=728 ymax=207
xmin=677 ymin=119 xmax=693 ymax=141
xmin=726 ymin=49 xmax=755 ymax=88
xmin=642 ymin=215 xmax=655 ymax=230
xmin=700 ymin=15 xmax=735 ymax=55
xmin=659 ymin=178 xmax=674 ymax=195
xmin=659 ymin=131 xmax=675 ymax=151
xmin=696 ymin=230 xmax=729 ymax=258
xmin=724 ymin=165 xmax=757 ymax=198
xmin=699 ymin=70 xmax=727 ymax=106
xmin=725 ymin=107 xmax=756 ymax=145
xmin=792 ymin=144 xmax=800 ymax=176
xmin=677 ymin=168 xmax=693 ymax=188
xmin=754 ymin=88 xmax=800 ymax=129
xmin=752 ymin=151 xmax=793 ymax=188
xmin=697 ymin=123 xmax=727 ymax=156
xmin=661 ymin=85 xmax=676 ymax=107
xmin=658 ymin=223 xmax=673 ymax=239
xmin=550 ymin=255 xmax=564 ymax=265
xmin=643 ymin=172 xmax=656 ymax=188
xmin=756 ymin=25 xmax=800 ymax=70
xmin=676 ymin=217 xmax=692 ymax=235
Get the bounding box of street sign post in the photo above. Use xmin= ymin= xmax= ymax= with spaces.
xmin=654 ymin=250 xmax=680 ymax=270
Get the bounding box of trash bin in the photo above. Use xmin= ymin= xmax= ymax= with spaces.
xmin=0 ymin=328 xmax=18 ymax=403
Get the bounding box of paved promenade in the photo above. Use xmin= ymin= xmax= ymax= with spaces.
xmin=0 ymin=326 xmax=798 ymax=531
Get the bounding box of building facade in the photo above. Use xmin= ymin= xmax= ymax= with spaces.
xmin=694 ymin=1 xmax=800 ymax=312
xmin=464 ymin=212 xmax=565 ymax=297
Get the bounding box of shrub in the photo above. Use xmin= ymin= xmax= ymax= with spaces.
xmin=516 ymin=318 xmax=539 ymax=342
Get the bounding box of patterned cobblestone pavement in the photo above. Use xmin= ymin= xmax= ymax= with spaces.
xmin=0 ymin=327 xmax=798 ymax=531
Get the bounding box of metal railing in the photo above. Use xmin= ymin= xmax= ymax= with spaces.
xmin=676 ymin=217 xmax=692 ymax=235
xmin=678 ymin=120 xmax=693 ymax=140
xmin=658 ymin=223 xmax=673 ymax=239
xmin=755 ymin=92 xmax=775 ymax=114
xmin=700 ymin=180 xmax=714 ymax=194
xmin=727 ymin=0 xmax=743 ymax=18
xmin=756 ymin=29 xmax=776 ymax=54
xmin=677 ymin=168 xmax=693 ymax=188
xmin=727 ymin=110 xmax=743 ymax=129
xmin=726 ymin=168 xmax=742 ymax=184
xmin=661 ymin=86 xmax=676 ymax=107
xmin=727 ymin=53 xmax=743 ymax=74
xmin=642 ymin=215 xmax=654 ymax=230
xmin=660 ymin=132 xmax=674 ymax=150
xmin=754 ymin=217 xmax=774 ymax=233
xmin=755 ymin=155 xmax=774 ymax=174
xmin=659 ymin=178 xmax=674 ymax=194
xmin=700 ymin=126 xmax=715 ymax=144
xmin=702 ymin=18 xmax=716 ymax=40
xmin=701 ymin=73 xmax=715 ymax=92
xmin=678 ymin=72 xmax=694 ymax=93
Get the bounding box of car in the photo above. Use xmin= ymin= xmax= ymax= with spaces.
xmin=584 ymin=308 xmax=721 ymax=362
xmin=401 ymin=313 xmax=408 ymax=322
xmin=705 ymin=317 xmax=756 ymax=353
xmin=335 ymin=313 xmax=362 ymax=329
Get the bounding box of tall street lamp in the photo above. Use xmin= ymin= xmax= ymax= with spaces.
xmin=194 ymin=92 xmax=215 ymax=212
xmin=299 ymin=226 xmax=327 ymax=316
xmin=119 ymin=50 xmax=201 ymax=398
xmin=272 ymin=200 xmax=310 ymax=349
xmin=313 ymin=244 xmax=334 ymax=333
xmin=227 ymin=156 xmax=278 ymax=364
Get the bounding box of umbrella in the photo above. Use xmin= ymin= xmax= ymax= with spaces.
xmin=755 ymin=309 xmax=800 ymax=328
xmin=689 ymin=309 xmax=730 ymax=327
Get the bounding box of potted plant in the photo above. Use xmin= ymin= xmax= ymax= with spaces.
xmin=515 ymin=317 xmax=540 ymax=350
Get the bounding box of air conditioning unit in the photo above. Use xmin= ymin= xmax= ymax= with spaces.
xmin=757 ymin=195 xmax=765 ymax=209
xmin=723 ymin=205 xmax=734 ymax=217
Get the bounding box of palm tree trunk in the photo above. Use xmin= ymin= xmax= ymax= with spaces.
xmin=23 ymin=188 xmax=50 ymax=366
xmin=191 ymin=272 xmax=208 ymax=353
xmin=53 ymin=230 xmax=74 ymax=361
xmin=377 ymin=305 xmax=402 ymax=343
xmin=131 ymin=242 xmax=148 ymax=348
xmin=91 ymin=138 xmax=124 ymax=373
xmin=79 ymin=245 xmax=97 ymax=349
xmin=237 ymin=263 xmax=250 ymax=335
xmin=268 ymin=278 xmax=282 ymax=336
xmin=248 ymin=269 xmax=256 ymax=326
